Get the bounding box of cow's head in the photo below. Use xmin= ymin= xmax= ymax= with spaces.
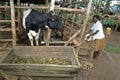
xmin=48 ymin=15 xmax=63 ymax=31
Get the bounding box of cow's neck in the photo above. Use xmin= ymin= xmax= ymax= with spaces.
xmin=23 ymin=9 xmax=32 ymax=29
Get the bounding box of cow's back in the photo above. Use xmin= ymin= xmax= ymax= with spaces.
xmin=26 ymin=9 xmax=51 ymax=25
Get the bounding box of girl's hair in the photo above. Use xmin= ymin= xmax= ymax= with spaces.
xmin=93 ymin=15 xmax=100 ymax=20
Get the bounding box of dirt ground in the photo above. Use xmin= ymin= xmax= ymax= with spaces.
xmin=87 ymin=31 xmax=120 ymax=80
xmin=0 ymin=31 xmax=120 ymax=80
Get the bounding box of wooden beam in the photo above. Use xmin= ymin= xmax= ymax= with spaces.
xmin=41 ymin=41 xmax=72 ymax=45
xmin=1 ymin=42 xmax=9 ymax=49
xmin=69 ymin=0 xmax=78 ymax=41
xmin=80 ymin=0 xmax=92 ymax=39
xmin=0 ymin=48 xmax=12 ymax=51
xmin=0 ymin=20 xmax=11 ymax=23
xmin=75 ymin=0 xmax=92 ymax=55
xmin=0 ymin=39 xmax=13 ymax=41
xmin=15 ymin=6 xmax=86 ymax=14
xmin=10 ymin=0 xmax=16 ymax=47
xmin=64 ymin=30 xmax=81 ymax=46
xmin=0 ymin=28 xmax=18 ymax=31
xmin=0 ymin=6 xmax=10 ymax=8
xmin=0 ymin=28 xmax=12 ymax=31
xmin=0 ymin=20 xmax=19 ymax=23
xmin=0 ymin=6 xmax=86 ymax=14
xmin=17 ymin=0 xmax=22 ymax=34
xmin=0 ymin=25 xmax=7 ymax=28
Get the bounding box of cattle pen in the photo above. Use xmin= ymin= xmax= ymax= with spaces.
xmin=0 ymin=0 xmax=93 ymax=80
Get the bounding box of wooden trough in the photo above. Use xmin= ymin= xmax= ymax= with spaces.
xmin=0 ymin=46 xmax=80 ymax=78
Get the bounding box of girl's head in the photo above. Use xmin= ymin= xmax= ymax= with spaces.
xmin=93 ymin=15 xmax=100 ymax=22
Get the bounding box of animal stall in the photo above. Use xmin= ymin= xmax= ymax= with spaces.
xmin=0 ymin=0 xmax=93 ymax=80
xmin=0 ymin=0 xmax=90 ymax=47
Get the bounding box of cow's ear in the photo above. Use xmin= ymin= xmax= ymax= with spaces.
xmin=49 ymin=11 xmax=54 ymax=14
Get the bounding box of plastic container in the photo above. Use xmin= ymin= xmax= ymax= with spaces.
xmin=106 ymin=27 xmax=111 ymax=35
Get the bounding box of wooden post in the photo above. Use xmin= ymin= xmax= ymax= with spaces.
xmin=10 ymin=0 xmax=16 ymax=47
xmin=17 ymin=0 xmax=22 ymax=34
xmin=46 ymin=28 xmax=51 ymax=46
xmin=69 ymin=0 xmax=78 ymax=44
xmin=76 ymin=0 xmax=92 ymax=56
xmin=80 ymin=0 xmax=92 ymax=40
xmin=44 ymin=0 xmax=55 ymax=46
xmin=45 ymin=0 xmax=48 ymax=5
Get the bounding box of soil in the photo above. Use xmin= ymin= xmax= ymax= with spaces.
xmin=87 ymin=31 xmax=120 ymax=80
xmin=0 ymin=31 xmax=120 ymax=80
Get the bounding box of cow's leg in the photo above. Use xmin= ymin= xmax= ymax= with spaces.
xmin=27 ymin=32 xmax=34 ymax=46
xmin=35 ymin=29 xmax=41 ymax=46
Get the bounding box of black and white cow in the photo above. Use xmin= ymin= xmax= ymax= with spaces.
xmin=22 ymin=9 xmax=63 ymax=46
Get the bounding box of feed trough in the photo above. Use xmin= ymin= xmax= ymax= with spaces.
xmin=0 ymin=46 xmax=80 ymax=78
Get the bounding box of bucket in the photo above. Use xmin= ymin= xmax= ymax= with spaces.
xmin=106 ymin=27 xmax=111 ymax=35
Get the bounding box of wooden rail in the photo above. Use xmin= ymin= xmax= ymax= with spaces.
xmin=0 ymin=28 xmax=18 ymax=31
xmin=0 ymin=28 xmax=12 ymax=31
xmin=0 ymin=20 xmax=18 ymax=23
xmin=0 ymin=20 xmax=11 ymax=23
xmin=0 ymin=6 xmax=86 ymax=14
xmin=0 ymin=39 xmax=18 ymax=41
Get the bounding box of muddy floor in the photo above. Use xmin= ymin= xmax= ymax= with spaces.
xmin=0 ymin=31 xmax=120 ymax=80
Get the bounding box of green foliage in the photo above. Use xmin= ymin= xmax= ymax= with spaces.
xmin=105 ymin=42 xmax=120 ymax=54
xmin=102 ymin=18 xmax=117 ymax=28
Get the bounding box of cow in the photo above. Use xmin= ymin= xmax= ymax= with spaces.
xmin=22 ymin=9 xmax=63 ymax=46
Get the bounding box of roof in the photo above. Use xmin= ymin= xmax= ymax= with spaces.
xmin=1 ymin=0 xmax=46 ymax=4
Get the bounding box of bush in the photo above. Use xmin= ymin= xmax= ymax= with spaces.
xmin=102 ymin=18 xmax=117 ymax=29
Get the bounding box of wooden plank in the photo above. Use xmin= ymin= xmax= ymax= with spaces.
xmin=0 ymin=20 xmax=11 ymax=22
xmin=15 ymin=6 xmax=86 ymax=14
xmin=0 ymin=64 xmax=79 ymax=77
xmin=0 ymin=6 xmax=10 ymax=8
xmin=79 ymin=47 xmax=92 ymax=50
xmin=1 ymin=42 xmax=9 ymax=49
xmin=0 ymin=28 xmax=19 ymax=31
xmin=75 ymin=0 xmax=92 ymax=55
xmin=0 ymin=48 xmax=12 ymax=51
xmin=80 ymin=0 xmax=92 ymax=39
xmin=0 ymin=6 xmax=86 ymax=14
xmin=41 ymin=41 xmax=72 ymax=44
xmin=10 ymin=0 xmax=16 ymax=47
xmin=0 ymin=48 xmax=13 ymax=63
xmin=17 ymin=0 xmax=22 ymax=34
xmin=64 ymin=30 xmax=81 ymax=46
xmin=17 ymin=6 xmax=85 ymax=14
xmin=0 ymin=39 xmax=13 ymax=41
xmin=0 ymin=20 xmax=18 ymax=23
xmin=12 ymin=51 xmax=72 ymax=60
xmin=13 ymin=46 xmax=73 ymax=52
xmin=0 ymin=28 xmax=12 ymax=31
xmin=0 ymin=25 xmax=7 ymax=28
xmin=57 ymin=7 xmax=86 ymax=14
